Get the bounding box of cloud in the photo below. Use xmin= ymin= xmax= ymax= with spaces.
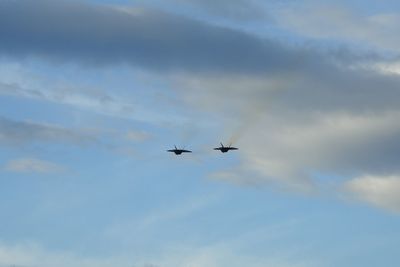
xmin=277 ymin=3 xmax=400 ymax=52
xmin=239 ymin=112 xmax=400 ymax=192
xmin=1 ymin=0 xmax=400 ymax=210
xmin=4 ymin=158 xmax=64 ymax=174
xmin=0 ymin=81 xmax=136 ymax=119
xmin=0 ymin=117 xmax=94 ymax=145
xmin=344 ymin=175 xmax=400 ymax=213
xmin=171 ymin=0 xmax=268 ymax=21
xmin=0 ymin=239 xmax=316 ymax=267
xmin=125 ymin=130 xmax=152 ymax=142
xmin=0 ymin=241 xmax=125 ymax=267
xmin=169 ymin=67 xmax=400 ymax=193
xmin=0 ymin=0 xmax=318 ymax=74
xmin=0 ymin=63 xmax=187 ymax=125
xmin=105 ymin=194 xmax=217 ymax=245
xmin=158 ymin=244 xmax=315 ymax=267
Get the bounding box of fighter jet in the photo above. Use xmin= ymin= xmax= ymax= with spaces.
xmin=213 ymin=143 xmax=238 ymax=153
xmin=167 ymin=145 xmax=192 ymax=155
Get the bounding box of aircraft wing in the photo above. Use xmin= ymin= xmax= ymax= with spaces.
xmin=181 ymin=149 xmax=192 ymax=153
xmin=167 ymin=149 xmax=176 ymax=152
xmin=213 ymin=147 xmax=222 ymax=150
xmin=229 ymin=147 xmax=238 ymax=150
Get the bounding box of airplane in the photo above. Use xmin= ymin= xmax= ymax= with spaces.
xmin=167 ymin=145 xmax=192 ymax=155
xmin=213 ymin=143 xmax=238 ymax=153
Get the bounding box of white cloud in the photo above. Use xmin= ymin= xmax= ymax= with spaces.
xmin=372 ymin=60 xmax=400 ymax=75
xmin=344 ymin=175 xmax=400 ymax=213
xmin=4 ymin=158 xmax=64 ymax=174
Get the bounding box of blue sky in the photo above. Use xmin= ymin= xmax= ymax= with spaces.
xmin=1 ymin=0 xmax=400 ymax=266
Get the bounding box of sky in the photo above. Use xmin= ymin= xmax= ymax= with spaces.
xmin=0 ymin=0 xmax=400 ymax=266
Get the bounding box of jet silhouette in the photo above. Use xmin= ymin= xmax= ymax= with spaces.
xmin=167 ymin=145 xmax=192 ymax=155
xmin=213 ymin=143 xmax=238 ymax=153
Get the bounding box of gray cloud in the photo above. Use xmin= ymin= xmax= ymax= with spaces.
xmin=171 ymin=0 xmax=268 ymax=21
xmin=0 ymin=117 xmax=94 ymax=145
xmin=0 ymin=0 xmax=318 ymax=74
xmin=171 ymin=65 xmax=400 ymax=115
xmin=169 ymin=68 xmax=400 ymax=194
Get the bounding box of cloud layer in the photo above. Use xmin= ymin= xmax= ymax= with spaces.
xmin=0 ymin=0 xmax=316 ymax=73
xmin=1 ymin=0 xmax=400 ymax=212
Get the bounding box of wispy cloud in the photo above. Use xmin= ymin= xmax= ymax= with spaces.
xmin=0 ymin=238 xmax=317 ymax=267
xmin=125 ymin=130 xmax=153 ymax=142
xmin=4 ymin=158 xmax=65 ymax=174
xmin=105 ymin=194 xmax=218 ymax=242
xmin=0 ymin=65 xmax=188 ymax=125
xmin=0 ymin=117 xmax=95 ymax=145
xmin=0 ymin=81 xmax=136 ymax=119
xmin=0 ymin=241 xmax=126 ymax=267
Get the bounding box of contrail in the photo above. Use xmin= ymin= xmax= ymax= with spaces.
xmin=226 ymin=100 xmax=267 ymax=145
